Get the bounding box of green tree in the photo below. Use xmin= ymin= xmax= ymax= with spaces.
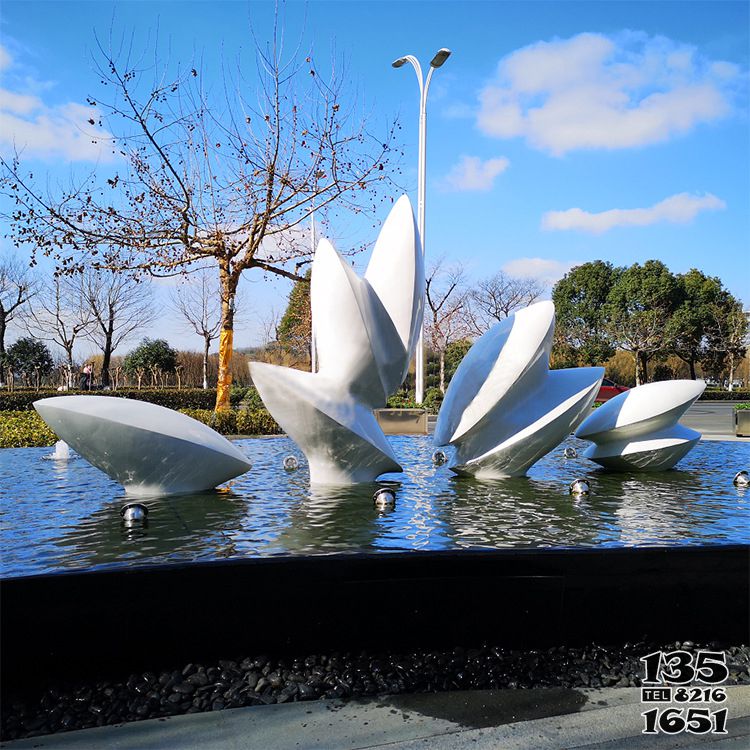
xmin=444 ymin=339 xmax=473 ymax=386
xmin=552 ymin=260 xmax=621 ymax=366
xmin=6 ymin=337 xmax=53 ymax=390
xmin=666 ymin=269 xmax=725 ymax=380
xmin=703 ymin=295 xmax=748 ymax=391
xmin=606 ymin=260 xmax=680 ymax=385
xmin=123 ymin=339 xmax=178 ymax=389
xmin=276 ymin=271 xmax=312 ymax=368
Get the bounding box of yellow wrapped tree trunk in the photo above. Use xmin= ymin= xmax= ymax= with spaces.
xmin=215 ymin=327 xmax=233 ymax=412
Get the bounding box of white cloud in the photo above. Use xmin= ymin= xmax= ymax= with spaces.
xmin=542 ymin=192 xmax=726 ymax=234
xmin=477 ymin=32 xmax=742 ymax=155
xmin=0 ymin=45 xmax=11 ymax=72
xmin=440 ymin=155 xmax=509 ymax=192
xmin=501 ymin=257 xmax=578 ymax=287
xmin=0 ymin=46 xmax=117 ymax=163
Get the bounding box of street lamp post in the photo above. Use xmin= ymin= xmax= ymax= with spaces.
xmin=392 ymin=48 xmax=451 ymax=404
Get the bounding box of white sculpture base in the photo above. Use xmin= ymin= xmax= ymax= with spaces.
xmin=575 ymin=380 xmax=705 ymax=472
xmin=248 ymin=363 xmax=401 ymax=484
xmin=34 ymin=396 xmax=252 ymax=497
xmin=434 ymin=301 xmax=604 ymax=478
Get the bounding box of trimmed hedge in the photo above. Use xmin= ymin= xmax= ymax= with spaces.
xmin=178 ymin=409 xmax=281 ymax=436
xmin=0 ymin=406 xmax=280 ymax=449
xmin=0 ymin=387 xmax=259 ymax=412
xmin=699 ymin=389 xmax=750 ymax=401
xmin=734 ymin=403 xmax=750 ymax=411
xmin=0 ymin=411 xmax=58 ymax=448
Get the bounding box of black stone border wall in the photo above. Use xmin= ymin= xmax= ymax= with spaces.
xmin=2 ymin=545 xmax=748 ymax=698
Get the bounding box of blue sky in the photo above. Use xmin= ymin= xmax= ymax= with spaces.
xmin=1 ymin=0 xmax=748 ymax=355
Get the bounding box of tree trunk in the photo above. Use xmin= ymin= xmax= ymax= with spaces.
xmin=0 ymin=315 xmax=5 ymax=386
xmin=215 ymin=267 xmax=237 ymax=412
xmin=101 ymin=328 xmax=114 ymax=388
xmin=439 ymin=351 xmax=446 ymax=394
xmin=728 ymin=353 xmax=735 ymax=392
xmin=640 ymin=352 xmax=649 ymax=384
xmin=66 ymin=347 xmax=75 ymax=389
xmin=634 ymin=351 xmax=643 ymax=386
xmin=689 ymin=358 xmax=696 ymax=380
xmin=203 ymin=335 xmax=210 ymax=390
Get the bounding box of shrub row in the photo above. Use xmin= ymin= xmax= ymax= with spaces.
xmin=386 ymin=387 xmax=444 ymax=414
xmin=0 ymin=387 xmax=260 ymax=412
xmin=699 ymin=389 xmax=750 ymax=401
xmin=0 ymin=405 xmax=281 ymax=449
xmin=178 ymin=409 xmax=281 ymax=436
xmin=0 ymin=411 xmax=58 ymax=448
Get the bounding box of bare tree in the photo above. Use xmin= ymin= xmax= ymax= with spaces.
xmin=705 ymin=297 xmax=748 ymax=392
xmin=170 ymin=269 xmax=223 ymax=389
xmin=425 ymin=260 xmax=471 ymax=393
xmin=1 ymin=19 xmax=399 ymax=410
xmin=0 ymin=256 xmax=37 ymax=357
xmin=78 ymin=270 xmax=156 ymax=387
xmin=467 ymin=272 xmax=544 ymax=335
xmin=24 ymin=277 xmax=93 ymax=388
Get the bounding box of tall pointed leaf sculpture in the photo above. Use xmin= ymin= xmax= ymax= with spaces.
xmin=249 ymin=195 xmax=424 ymax=484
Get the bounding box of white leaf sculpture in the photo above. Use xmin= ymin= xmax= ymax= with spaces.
xmin=575 ymin=380 xmax=705 ymax=471
xmin=34 ymin=396 xmax=252 ymax=497
xmin=249 ymin=195 xmax=423 ymax=485
xmin=434 ymin=301 xmax=604 ymax=478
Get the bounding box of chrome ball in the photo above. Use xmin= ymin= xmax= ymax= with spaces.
xmin=569 ymin=479 xmax=590 ymax=496
xmin=564 ymin=447 xmax=577 ymax=459
xmin=432 ymin=449 xmax=448 ymax=466
xmin=120 ymin=503 xmax=148 ymax=524
xmin=733 ymin=470 xmax=750 ymax=487
xmin=283 ymin=455 xmax=299 ymax=471
xmin=373 ymin=487 xmax=396 ymax=510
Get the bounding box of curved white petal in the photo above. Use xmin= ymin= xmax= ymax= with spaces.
xmin=575 ymin=380 xmax=705 ymax=471
xmin=34 ymin=396 xmax=252 ymax=497
xmin=365 ymin=194 xmax=424 ymax=376
xmin=435 ymin=301 xmax=555 ymax=445
xmin=435 ymin=301 xmax=604 ymax=478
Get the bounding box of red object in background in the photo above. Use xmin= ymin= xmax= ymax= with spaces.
xmin=596 ymin=378 xmax=630 ymax=402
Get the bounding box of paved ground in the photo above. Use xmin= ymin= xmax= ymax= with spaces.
xmin=680 ymin=402 xmax=746 ymax=441
xmin=4 ymin=687 xmax=748 ymax=750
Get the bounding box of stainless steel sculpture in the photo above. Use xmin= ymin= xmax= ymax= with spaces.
xmin=34 ymin=396 xmax=252 ymax=497
xmin=434 ymin=301 xmax=604 ymax=478
xmin=575 ymin=380 xmax=705 ymax=471
xmin=249 ymin=195 xmax=424 ymax=484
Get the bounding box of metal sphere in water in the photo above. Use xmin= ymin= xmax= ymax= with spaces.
xmin=432 ymin=449 xmax=448 ymax=466
xmin=564 ymin=447 xmax=577 ymax=459
xmin=120 ymin=503 xmax=148 ymax=525
xmin=373 ymin=487 xmax=396 ymax=510
xmin=733 ymin=470 xmax=750 ymax=487
xmin=569 ymin=479 xmax=590 ymax=496
xmin=283 ymin=455 xmax=299 ymax=471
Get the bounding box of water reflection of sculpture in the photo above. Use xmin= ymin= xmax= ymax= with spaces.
xmin=51 ymin=491 xmax=249 ymax=571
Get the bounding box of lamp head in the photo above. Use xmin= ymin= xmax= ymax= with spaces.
xmin=430 ymin=48 xmax=452 ymax=68
xmin=392 ymin=57 xmax=408 ymax=69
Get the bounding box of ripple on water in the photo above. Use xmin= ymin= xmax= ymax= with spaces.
xmin=0 ymin=435 xmax=748 ymax=577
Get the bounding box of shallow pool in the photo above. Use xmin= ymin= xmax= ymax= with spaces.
xmin=0 ymin=435 xmax=748 ymax=577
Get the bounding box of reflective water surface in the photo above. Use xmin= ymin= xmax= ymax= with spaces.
xmin=0 ymin=435 xmax=748 ymax=577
